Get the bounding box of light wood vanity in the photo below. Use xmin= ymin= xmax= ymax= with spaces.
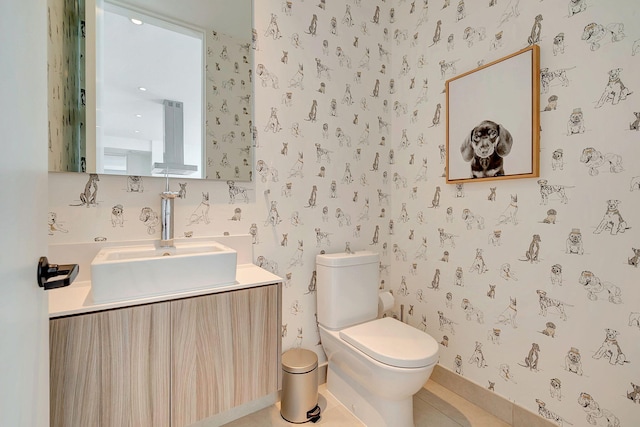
xmin=49 ymin=265 xmax=282 ymax=427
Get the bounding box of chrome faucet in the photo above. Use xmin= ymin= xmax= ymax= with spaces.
xmin=160 ymin=176 xmax=180 ymax=248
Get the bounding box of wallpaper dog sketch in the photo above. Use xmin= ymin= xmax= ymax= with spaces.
xmin=48 ymin=0 xmax=639 ymax=424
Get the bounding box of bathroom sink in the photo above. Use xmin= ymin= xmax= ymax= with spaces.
xmin=90 ymin=240 xmax=237 ymax=303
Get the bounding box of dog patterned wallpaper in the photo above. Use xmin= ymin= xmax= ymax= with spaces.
xmin=390 ymin=0 xmax=639 ymax=425
xmin=48 ymin=0 xmax=639 ymax=425
xmin=204 ymin=29 xmax=253 ymax=181
xmin=48 ymin=0 xmax=392 ymax=361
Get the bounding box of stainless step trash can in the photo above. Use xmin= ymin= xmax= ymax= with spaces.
xmin=281 ymin=348 xmax=321 ymax=423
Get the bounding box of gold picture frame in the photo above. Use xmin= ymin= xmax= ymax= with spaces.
xmin=445 ymin=45 xmax=540 ymax=184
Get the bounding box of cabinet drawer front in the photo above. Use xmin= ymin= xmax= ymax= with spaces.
xmin=100 ymin=303 xmax=171 ymax=427
xmin=50 ymin=303 xmax=171 ymax=427
xmin=171 ymin=285 xmax=279 ymax=427
xmin=50 ymin=313 xmax=101 ymax=427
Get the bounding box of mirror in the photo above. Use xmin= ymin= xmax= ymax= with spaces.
xmin=47 ymin=0 xmax=254 ymax=181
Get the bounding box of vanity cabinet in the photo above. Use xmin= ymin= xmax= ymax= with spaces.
xmin=50 ymin=283 xmax=281 ymax=427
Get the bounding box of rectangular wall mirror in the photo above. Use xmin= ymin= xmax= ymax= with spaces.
xmin=47 ymin=0 xmax=254 ymax=181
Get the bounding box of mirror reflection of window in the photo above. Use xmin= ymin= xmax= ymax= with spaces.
xmin=97 ymin=1 xmax=203 ymax=177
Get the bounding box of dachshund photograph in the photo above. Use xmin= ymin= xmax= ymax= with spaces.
xmin=460 ymin=120 xmax=514 ymax=178
xmin=447 ymin=46 xmax=537 ymax=182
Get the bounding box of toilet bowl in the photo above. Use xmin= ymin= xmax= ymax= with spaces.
xmin=316 ymin=251 xmax=439 ymax=427
xmin=319 ymin=318 xmax=438 ymax=427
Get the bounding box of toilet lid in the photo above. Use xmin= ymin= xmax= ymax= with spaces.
xmin=339 ymin=317 xmax=439 ymax=368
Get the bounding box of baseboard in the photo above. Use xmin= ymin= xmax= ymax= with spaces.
xmin=192 ymin=392 xmax=278 ymax=427
xmin=430 ymin=364 xmax=556 ymax=427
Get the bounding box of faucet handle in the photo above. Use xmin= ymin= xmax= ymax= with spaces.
xmin=161 ymin=190 xmax=179 ymax=198
xmin=161 ymin=175 xmax=182 ymax=198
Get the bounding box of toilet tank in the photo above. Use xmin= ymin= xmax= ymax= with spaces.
xmin=316 ymin=251 xmax=380 ymax=330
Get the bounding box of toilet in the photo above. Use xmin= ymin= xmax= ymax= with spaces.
xmin=316 ymin=251 xmax=439 ymax=427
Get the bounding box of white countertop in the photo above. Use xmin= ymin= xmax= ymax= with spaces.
xmin=49 ymin=263 xmax=282 ymax=318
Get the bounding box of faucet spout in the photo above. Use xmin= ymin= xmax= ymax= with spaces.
xmin=160 ymin=192 xmax=177 ymax=247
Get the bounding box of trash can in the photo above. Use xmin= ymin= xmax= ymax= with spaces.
xmin=281 ymin=348 xmax=321 ymax=423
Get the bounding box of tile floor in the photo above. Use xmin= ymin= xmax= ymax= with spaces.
xmin=222 ymin=380 xmax=511 ymax=427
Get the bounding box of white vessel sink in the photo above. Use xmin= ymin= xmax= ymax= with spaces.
xmin=90 ymin=240 xmax=237 ymax=303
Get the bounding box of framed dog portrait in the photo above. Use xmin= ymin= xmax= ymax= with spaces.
xmin=446 ymin=45 xmax=540 ymax=184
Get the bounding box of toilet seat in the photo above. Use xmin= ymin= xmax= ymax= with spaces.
xmin=339 ymin=317 xmax=439 ymax=368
